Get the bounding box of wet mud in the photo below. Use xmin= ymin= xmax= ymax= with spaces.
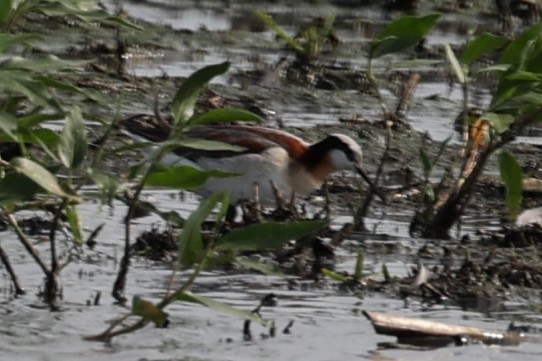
xmin=3 ymin=1 xmax=542 ymax=360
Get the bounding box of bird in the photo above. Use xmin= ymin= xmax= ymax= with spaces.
xmin=119 ymin=115 xmax=386 ymax=206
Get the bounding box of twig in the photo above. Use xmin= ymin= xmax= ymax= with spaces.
xmin=0 ymin=243 xmax=25 ymax=295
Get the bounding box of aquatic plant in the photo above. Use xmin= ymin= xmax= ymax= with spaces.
xmin=411 ymin=23 xmax=542 ymax=238
xmin=256 ymin=11 xmax=339 ymax=65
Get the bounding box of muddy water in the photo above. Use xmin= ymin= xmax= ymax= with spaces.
xmin=1 ymin=191 xmax=540 ymax=361
xmin=3 ymin=1 xmax=542 ymax=360
xmin=100 ymin=0 xmax=532 ymax=144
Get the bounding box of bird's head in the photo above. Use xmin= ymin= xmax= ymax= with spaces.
xmin=325 ymin=134 xmax=386 ymax=203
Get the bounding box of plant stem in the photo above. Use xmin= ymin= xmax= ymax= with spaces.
xmin=367 ymin=58 xmax=389 ymax=117
xmin=6 ymin=213 xmax=49 ymax=274
xmin=0 ymin=242 xmax=25 ymax=295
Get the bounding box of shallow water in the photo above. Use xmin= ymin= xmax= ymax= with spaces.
xmin=3 ymin=1 xmax=542 ymax=360
xmin=100 ymin=0 xmax=542 ymax=146
xmin=2 ymin=190 xmax=541 ymax=360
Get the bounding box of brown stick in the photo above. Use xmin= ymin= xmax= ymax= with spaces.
xmin=0 ymin=243 xmax=25 ymax=295
xmin=363 ymin=311 xmax=524 ymax=346
xmin=395 ymin=73 xmax=421 ymax=118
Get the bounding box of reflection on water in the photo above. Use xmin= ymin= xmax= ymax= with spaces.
xmin=1 ymin=190 xmax=541 ymax=360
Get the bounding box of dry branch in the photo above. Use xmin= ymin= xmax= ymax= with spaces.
xmin=363 ymin=311 xmax=524 ymax=347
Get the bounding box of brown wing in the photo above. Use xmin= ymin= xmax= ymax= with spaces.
xmin=118 ymin=114 xmax=173 ymax=142
xmin=176 ymin=125 xmax=308 ymax=160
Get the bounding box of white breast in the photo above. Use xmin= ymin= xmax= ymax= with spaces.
xmin=189 ymin=147 xmax=294 ymax=205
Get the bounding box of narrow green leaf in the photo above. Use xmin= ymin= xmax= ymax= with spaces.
xmin=369 ymin=13 xmax=441 ymax=59
xmin=176 ymin=290 xmax=268 ymax=326
xmin=354 ymin=248 xmax=364 ymax=281
xmin=171 ymin=62 xmax=230 ymax=125
xmin=17 ymin=112 xmax=66 ymax=129
xmin=0 ymin=111 xmax=19 ymax=142
xmin=418 ymin=148 xmax=431 ymax=179
xmin=255 ymin=11 xmax=304 ymax=54
xmin=505 ymin=71 xmax=542 ymax=81
xmin=65 ymin=205 xmax=83 ymax=245
xmin=146 ymin=166 xmax=238 ymax=190
xmin=387 ymin=59 xmax=442 ymax=70
xmin=178 ymin=192 xmax=228 ymax=266
xmin=216 ymin=220 xmax=329 ymax=251
xmin=0 ymin=0 xmax=12 ymax=27
xmin=164 ymin=138 xmax=246 ymax=153
xmin=37 ymin=76 xmax=105 ymax=103
xmin=0 ymin=171 xmax=41 ymax=204
xmin=462 ymin=33 xmax=508 ymax=65
xmin=0 ymin=34 xmax=41 ymax=53
xmin=2 ymin=55 xmax=87 ymax=72
xmin=235 ymin=256 xmax=285 ymax=277
xmin=187 ymin=108 xmax=263 ymax=126
xmin=132 ymin=295 xmax=168 ymax=327
xmin=87 ymin=168 xmax=119 ymax=206
xmin=475 ymin=64 xmax=510 ymax=74
xmin=322 ymin=268 xmax=348 ymax=282
xmin=500 ymin=22 xmax=542 ymax=65
xmin=482 ymin=112 xmax=514 ymax=134
xmin=114 ymin=193 xmax=185 ymax=226
xmin=499 ymin=151 xmax=523 ymax=217
xmin=0 ymin=71 xmax=61 ymax=111
xmin=58 ymin=107 xmax=87 ymax=169
xmin=445 ymin=44 xmax=466 ymax=84
xmin=10 ymin=157 xmax=74 ymax=199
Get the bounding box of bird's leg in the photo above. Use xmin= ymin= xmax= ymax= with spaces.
xmin=251 ymin=181 xmax=262 ymax=222
xmin=241 ymin=182 xmax=262 ymax=224
xmin=270 ymin=180 xmax=285 ymax=210
xmin=288 ymin=191 xmax=299 ymax=219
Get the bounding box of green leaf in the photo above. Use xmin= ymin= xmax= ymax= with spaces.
xmin=354 ymin=248 xmax=364 ymax=281
xmin=235 ymin=256 xmax=285 ymax=277
xmin=387 ymin=59 xmax=442 ymax=70
xmin=146 ymin=166 xmax=238 ymax=190
xmin=65 ymin=205 xmax=83 ymax=246
xmin=17 ymin=112 xmax=66 ymax=129
xmin=418 ymin=148 xmax=431 ymax=179
xmin=0 ymin=0 xmax=12 ymax=27
xmin=58 ymin=107 xmax=87 ymax=169
xmin=175 ymin=290 xmax=268 ymax=326
xmin=500 ymin=22 xmax=542 ymax=65
xmin=0 ymin=111 xmax=19 ymax=142
xmin=215 ymin=220 xmax=329 ymax=251
xmin=0 ymin=171 xmax=41 ymax=204
xmin=445 ymin=44 xmax=466 ymax=84
xmin=37 ymin=76 xmax=105 ymax=103
xmin=462 ymin=33 xmax=508 ymax=65
xmin=87 ymin=168 xmax=120 ymax=206
xmin=164 ymin=138 xmax=246 ymax=153
xmin=10 ymin=157 xmax=75 ymax=199
xmin=499 ymin=151 xmax=523 ymax=217
xmin=2 ymin=55 xmax=87 ymax=72
xmin=505 ymin=71 xmax=542 ymax=81
xmin=322 ymin=268 xmax=348 ymax=282
xmin=178 ymin=192 xmax=228 ymax=266
xmin=171 ymin=62 xmax=230 ymax=125
xmin=0 ymin=71 xmax=61 ymax=111
xmin=255 ymin=11 xmax=304 ymax=54
xmin=132 ymin=295 xmax=168 ymax=327
xmin=482 ymin=112 xmax=515 ymax=134
xmin=369 ymin=13 xmax=440 ymax=59
xmin=0 ymin=33 xmax=41 ymax=53
xmin=187 ymin=108 xmax=263 ymax=126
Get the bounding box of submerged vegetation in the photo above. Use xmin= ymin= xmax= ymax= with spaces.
xmin=1 ymin=0 xmax=542 ymax=355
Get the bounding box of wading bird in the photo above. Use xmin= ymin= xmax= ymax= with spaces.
xmin=120 ymin=116 xmax=386 ymax=207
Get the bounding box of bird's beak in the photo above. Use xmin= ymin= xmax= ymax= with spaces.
xmin=356 ymin=166 xmax=387 ymax=203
